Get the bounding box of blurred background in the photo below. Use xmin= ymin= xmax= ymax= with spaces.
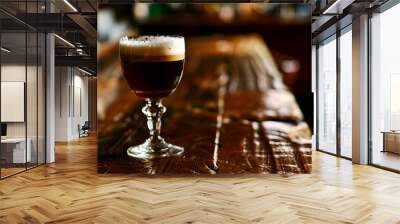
xmin=98 ymin=3 xmax=312 ymax=128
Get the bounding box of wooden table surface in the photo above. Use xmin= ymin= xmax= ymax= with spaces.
xmin=97 ymin=34 xmax=312 ymax=175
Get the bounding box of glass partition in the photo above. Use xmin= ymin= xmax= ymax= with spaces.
xmin=339 ymin=27 xmax=352 ymax=158
xmin=0 ymin=1 xmax=46 ymax=179
xmin=1 ymin=30 xmax=28 ymax=177
xmin=27 ymin=30 xmax=38 ymax=169
xmin=370 ymin=3 xmax=400 ymax=171
xmin=317 ymin=35 xmax=337 ymax=154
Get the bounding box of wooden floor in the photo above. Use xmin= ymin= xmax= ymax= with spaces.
xmin=1 ymin=167 xmax=26 ymax=178
xmin=372 ymin=150 xmax=400 ymax=171
xmin=1 ymin=136 xmax=400 ymax=224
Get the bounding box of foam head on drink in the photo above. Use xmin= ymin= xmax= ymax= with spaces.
xmin=119 ymin=35 xmax=185 ymax=99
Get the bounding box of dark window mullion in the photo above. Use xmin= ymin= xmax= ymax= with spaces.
xmin=336 ymin=27 xmax=341 ymax=157
xmin=25 ymin=0 xmax=28 ymax=171
xmin=367 ymin=11 xmax=373 ymax=165
xmin=36 ymin=0 xmax=39 ymax=167
xmin=315 ymin=44 xmax=320 ymax=151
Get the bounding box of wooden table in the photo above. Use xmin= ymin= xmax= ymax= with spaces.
xmin=97 ymin=34 xmax=312 ymax=175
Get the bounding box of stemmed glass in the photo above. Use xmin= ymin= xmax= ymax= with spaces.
xmin=119 ymin=35 xmax=185 ymax=160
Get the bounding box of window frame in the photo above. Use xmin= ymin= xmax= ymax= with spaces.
xmin=315 ymin=22 xmax=353 ymax=160
xmin=367 ymin=0 xmax=400 ymax=173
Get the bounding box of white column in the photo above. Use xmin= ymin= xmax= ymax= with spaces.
xmin=45 ymin=0 xmax=56 ymax=163
xmin=46 ymin=32 xmax=55 ymax=163
xmin=352 ymin=14 xmax=369 ymax=164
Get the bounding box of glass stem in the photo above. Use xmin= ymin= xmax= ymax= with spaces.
xmin=142 ymin=99 xmax=166 ymax=146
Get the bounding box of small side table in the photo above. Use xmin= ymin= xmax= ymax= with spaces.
xmin=381 ymin=131 xmax=400 ymax=154
xmin=1 ymin=138 xmax=32 ymax=164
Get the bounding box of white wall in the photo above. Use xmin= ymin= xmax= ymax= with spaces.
xmin=55 ymin=66 xmax=69 ymax=141
xmin=54 ymin=67 xmax=89 ymax=141
xmin=72 ymin=73 xmax=89 ymax=138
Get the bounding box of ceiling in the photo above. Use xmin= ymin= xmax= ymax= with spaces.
xmin=1 ymin=0 xmax=393 ymax=73
xmin=0 ymin=0 xmax=97 ymax=74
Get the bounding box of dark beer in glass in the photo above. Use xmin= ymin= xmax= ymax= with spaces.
xmin=119 ymin=35 xmax=185 ymax=160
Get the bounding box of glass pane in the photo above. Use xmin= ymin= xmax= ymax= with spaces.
xmin=0 ymin=1 xmax=46 ymax=178
xmin=317 ymin=36 xmax=337 ymax=154
xmin=1 ymin=31 xmax=27 ymax=177
xmin=371 ymin=4 xmax=400 ymax=171
xmin=27 ymin=31 xmax=38 ymax=169
xmin=339 ymin=28 xmax=352 ymax=158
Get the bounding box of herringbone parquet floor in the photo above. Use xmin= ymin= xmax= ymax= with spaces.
xmin=1 ymin=136 xmax=400 ymax=224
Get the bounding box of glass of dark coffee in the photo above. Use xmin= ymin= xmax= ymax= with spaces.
xmin=119 ymin=35 xmax=185 ymax=160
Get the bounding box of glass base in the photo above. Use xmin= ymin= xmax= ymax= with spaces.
xmin=127 ymin=138 xmax=184 ymax=160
